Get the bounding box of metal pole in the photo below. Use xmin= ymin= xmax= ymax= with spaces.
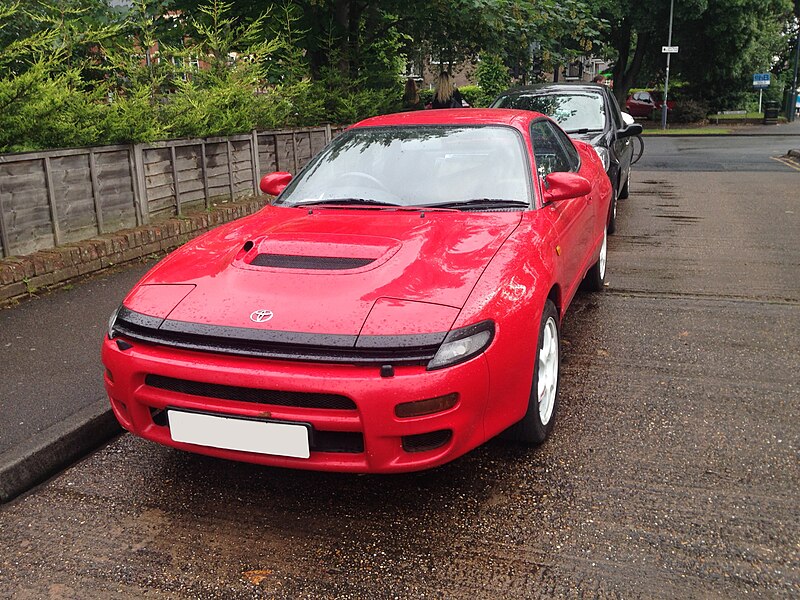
xmin=758 ymin=88 xmax=763 ymax=114
xmin=791 ymin=22 xmax=800 ymax=122
xmin=662 ymin=0 xmax=675 ymax=130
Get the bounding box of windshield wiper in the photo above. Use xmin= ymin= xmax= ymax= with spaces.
xmin=295 ymin=198 xmax=400 ymax=207
xmin=423 ymin=198 xmax=530 ymax=210
xmin=565 ymin=127 xmax=604 ymax=134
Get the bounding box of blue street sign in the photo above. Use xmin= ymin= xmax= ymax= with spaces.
xmin=753 ymin=73 xmax=771 ymax=88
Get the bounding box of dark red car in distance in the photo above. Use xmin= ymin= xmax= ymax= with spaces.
xmin=626 ymin=90 xmax=676 ymax=119
xmin=102 ymin=109 xmax=611 ymax=473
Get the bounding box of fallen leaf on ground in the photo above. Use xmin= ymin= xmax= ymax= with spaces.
xmin=243 ymin=570 xmax=273 ymax=585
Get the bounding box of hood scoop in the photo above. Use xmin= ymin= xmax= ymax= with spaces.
xmin=234 ymin=233 xmax=402 ymax=273
xmin=250 ymin=254 xmax=375 ymax=270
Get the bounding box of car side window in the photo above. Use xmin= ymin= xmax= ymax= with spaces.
xmin=551 ymin=126 xmax=581 ymax=171
xmin=607 ymin=91 xmax=623 ymax=129
xmin=530 ymin=120 xmax=574 ymax=178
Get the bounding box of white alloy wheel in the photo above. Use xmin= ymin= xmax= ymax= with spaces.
xmin=598 ymin=227 xmax=607 ymax=281
xmin=538 ymin=316 xmax=559 ymax=425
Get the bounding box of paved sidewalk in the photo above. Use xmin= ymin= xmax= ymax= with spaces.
xmin=0 ymin=262 xmax=153 ymax=500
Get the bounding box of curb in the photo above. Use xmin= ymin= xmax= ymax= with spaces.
xmin=642 ymin=132 xmax=800 ymax=138
xmin=0 ymin=399 xmax=119 ymax=503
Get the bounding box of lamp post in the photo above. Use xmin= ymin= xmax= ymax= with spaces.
xmin=662 ymin=0 xmax=675 ymax=130
xmin=791 ymin=18 xmax=799 ymax=122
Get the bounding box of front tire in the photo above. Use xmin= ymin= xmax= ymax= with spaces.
xmin=505 ymin=300 xmax=561 ymax=445
xmin=607 ymin=190 xmax=618 ymax=235
xmin=584 ymin=227 xmax=607 ymax=292
xmin=619 ymin=168 xmax=631 ymax=199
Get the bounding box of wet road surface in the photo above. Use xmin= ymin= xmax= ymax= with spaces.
xmin=0 ymin=138 xmax=798 ymax=598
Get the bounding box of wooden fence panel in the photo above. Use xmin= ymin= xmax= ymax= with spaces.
xmin=310 ymin=130 xmax=328 ymax=156
xmin=257 ymin=133 xmax=278 ymax=175
xmin=204 ymin=142 xmax=232 ymax=200
xmin=173 ymin=144 xmax=205 ymax=212
xmin=95 ymin=149 xmax=138 ymax=232
xmin=49 ymin=153 xmax=98 ymax=244
xmin=0 ymin=126 xmax=341 ymax=256
xmin=275 ymin=134 xmax=296 ymax=173
xmin=0 ymin=160 xmax=54 ymax=256
xmin=232 ymin=141 xmax=254 ymax=195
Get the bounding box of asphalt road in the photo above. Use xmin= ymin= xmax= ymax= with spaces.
xmin=0 ymin=135 xmax=798 ymax=598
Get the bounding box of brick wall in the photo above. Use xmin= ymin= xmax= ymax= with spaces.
xmin=0 ymin=196 xmax=268 ymax=305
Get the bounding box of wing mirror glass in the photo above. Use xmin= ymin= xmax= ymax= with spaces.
xmin=543 ymin=172 xmax=592 ymax=203
xmin=260 ymin=171 xmax=293 ymax=196
xmin=618 ymin=121 xmax=643 ymax=139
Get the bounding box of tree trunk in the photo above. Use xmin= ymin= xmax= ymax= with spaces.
xmin=611 ymin=20 xmax=648 ymax=108
xmin=334 ymin=0 xmax=350 ymax=77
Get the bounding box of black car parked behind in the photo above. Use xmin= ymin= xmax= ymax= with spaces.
xmin=491 ymin=83 xmax=642 ymax=234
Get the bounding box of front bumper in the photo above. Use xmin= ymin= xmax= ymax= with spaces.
xmin=101 ymin=336 xmax=491 ymax=473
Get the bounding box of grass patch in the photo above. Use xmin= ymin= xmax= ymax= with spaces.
xmin=643 ymin=128 xmax=732 ymax=135
xmin=711 ymin=112 xmax=763 ymax=120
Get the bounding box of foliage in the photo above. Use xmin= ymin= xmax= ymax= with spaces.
xmin=8 ymin=0 xmax=793 ymax=147
xmin=418 ymin=87 xmax=435 ymax=107
xmin=671 ymin=98 xmax=709 ymax=124
xmin=458 ymin=85 xmax=489 ymax=108
xmin=475 ymin=54 xmax=511 ymax=100
xmin=593 ymin=0 xmax=795 ymax=112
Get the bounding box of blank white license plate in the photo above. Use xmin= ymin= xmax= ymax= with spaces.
xmin=167 ymin=410 xmax=310 ymax=459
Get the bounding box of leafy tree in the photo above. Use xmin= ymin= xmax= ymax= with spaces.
xmin=0 ymin=1 xmax=120 ymax=151
xmin=594 ymin=0 xmax=795 ymax=112
xmin=475 ymin=53 xmax=511 ymax=101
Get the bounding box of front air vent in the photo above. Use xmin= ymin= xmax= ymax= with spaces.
xmin=250 ymin=253 xmax=374 ymax=270
xmin=145 ymin=374 xmax=357 ymax=410
xmin=402 ymin=430 xmax=453 ymax=453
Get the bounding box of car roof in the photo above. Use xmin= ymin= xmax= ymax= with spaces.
xmin=352 ymin=108 xmax=546 ymax=129
xmin=496 ymin=82 xmax=609 ymax=98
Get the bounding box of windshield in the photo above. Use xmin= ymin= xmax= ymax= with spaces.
xmin=493 ymin=92 xmax=606 ymax=133
xmin=276 ymin=125 xmax=531 ymax=208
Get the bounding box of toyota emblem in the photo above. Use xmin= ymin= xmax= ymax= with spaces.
xmin=250 ymin=309 xmax=274 ymax=323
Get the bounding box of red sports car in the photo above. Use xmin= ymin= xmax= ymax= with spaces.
xmin=102 ymin=109 xmax=612 ymax=473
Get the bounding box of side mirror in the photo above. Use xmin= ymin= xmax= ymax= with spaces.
xmin=543 ymin=172 xmax=592 ymax=203
xmin=260 ymin=171 xmax=293 ymax=196
xmin=617 ymin=122 xmax=643 ymax=139
xmin=621 ymin=112 xmax=635 ymax=126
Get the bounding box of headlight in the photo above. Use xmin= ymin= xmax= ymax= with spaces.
xmin=594 ymin=146 xmax=610 ymax=171
xmin=427 ymin=320 xmax=495 ymax=370
xmin=108 ymin=305 xmax=121 ymax=339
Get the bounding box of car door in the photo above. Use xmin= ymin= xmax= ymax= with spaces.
xmin=530 ymin=119 xmax=594 ymax=300
xmin=606 ymin=90 xmax=633 ymax=193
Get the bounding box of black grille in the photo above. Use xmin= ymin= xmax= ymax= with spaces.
xmin=145 ymin=374 xmax=357 ymax=410
xmin=312 ymin=430 xmax=364 ymax=453
xmin=402 ymin=430 xmax=453 ymax=453
xmin=112 ymin=307 xmax=443 ymax=366
xmin=250 ymin=254 xmax=374 ymax=270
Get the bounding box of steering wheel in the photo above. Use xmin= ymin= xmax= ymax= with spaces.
xmin=337 ymin=171 xmax=387 ymax=190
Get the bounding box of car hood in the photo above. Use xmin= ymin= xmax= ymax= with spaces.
xmin=125 ymin=206 xmax=522 ymax=337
